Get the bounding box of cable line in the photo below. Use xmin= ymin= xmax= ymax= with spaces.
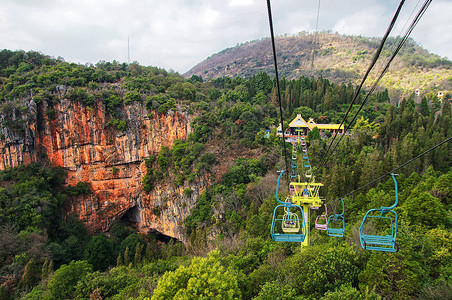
xmin=322 ymin=0 xmax=432 ymax=165
xmin=334 ymin=135 xmax=451 ymax=202
xmin=310 ymin=0 xmax=321 ymax=72
xmin=266 ymin=0 xmax=289 ymax=177
xmin=320 ymin=0 xmax=406 ymax=167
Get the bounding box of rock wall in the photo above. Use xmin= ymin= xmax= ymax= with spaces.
xmin=0 ymin=98 xmax=205 ymax=243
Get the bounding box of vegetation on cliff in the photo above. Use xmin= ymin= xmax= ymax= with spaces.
xmin=0 ymin=48 xmax=451 ymax=299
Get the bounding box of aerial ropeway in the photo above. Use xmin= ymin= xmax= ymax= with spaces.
xmin=326 ymin=198 xmax=345 ymax=237
xmin=359 ymin=174 xmax=399 ymax=252
xmin=271 ymin=171 xmax=307 ymax=243
xmin=291 ymin=142 xmax=298 ymax=178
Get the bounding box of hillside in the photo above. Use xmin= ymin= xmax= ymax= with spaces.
xmin=185 ymin=32 xmax=452 ymax=94
xmin=0 ymin=49 xmax=451 ymax=299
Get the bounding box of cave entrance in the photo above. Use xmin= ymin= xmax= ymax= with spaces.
xmin=119 ymin=205 xmax=140 ymax=230
xmin=148 ymin=229 xmax=179 ymax=244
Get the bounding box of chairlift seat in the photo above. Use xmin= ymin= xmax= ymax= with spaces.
xmin=359 ymin=209 xmax=398 ymax=252
xmin=271 ymin=170 xmax=307 ymax=243
xmin=326 ymin=199 xmax=345 ymax=237
xmin=359 ymin=174 xmax=399 ymax=252
xmin=271 ymin=204 xmax=306 ymax=242
xmin=326 ymin=215 xmax=345 ymax=237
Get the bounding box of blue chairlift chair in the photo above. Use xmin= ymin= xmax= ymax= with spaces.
xmin=271 ymin=171 xmax=307 ymax=243
xmin=326 ymin=198 xmax=345 ymax=237
xmin=359 ymin=174 xmax=399 ymax=252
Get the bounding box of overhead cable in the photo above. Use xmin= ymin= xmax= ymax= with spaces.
xmin=266 ymin=0 xmax=290 ymax=176
xmin=322 ymin=0 xmax=432 ymax=165
xmin=336 ymin=135 xmax=451 ymax=201
xmin=320 ymin=0 xmax=406 ymax=167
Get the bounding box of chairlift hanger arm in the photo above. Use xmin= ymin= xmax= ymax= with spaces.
xmin=380 ymin=173 xmax=398 ymax=210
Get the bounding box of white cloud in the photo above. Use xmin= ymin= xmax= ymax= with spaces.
xmin=0 ymin=0 xmax=449 ymax=73
xmin=229 ymin=0 xmax=255 ymax=7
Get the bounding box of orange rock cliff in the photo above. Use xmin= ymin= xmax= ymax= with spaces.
xmin=0 ymin=98 xmax=207 ymax=243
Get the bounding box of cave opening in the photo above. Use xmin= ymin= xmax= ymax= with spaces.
xmin=148 ymin=229 xmax=179 ymax=244
xmin=119 ymin=205 xmax=140 ymax=230
xmin=116 ymin=206 xmax=180 ymax=245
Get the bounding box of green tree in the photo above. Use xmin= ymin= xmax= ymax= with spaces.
xmin=19 ymin=257 xmax=40 ymax=291
xmin=152 ymin=250 xmax=241 ymax=299
xmin=254 ymin=281 xmax=297 ymax=300
xmin=320 ymin=284 xmax=380 ymax=300
xmin=48 ymin=260 xmax=93 ymax=299
xmin=74 ymin=266 xmax=141 ymax=299
xmin=308 ymin=126 xmax=321 ymax=140
xmin=83 ymin=233 xmax=115 ymax=271
xmin=359 ymin=250 xmax=426 ymax=299
xmin=403 ymin=191 xmax=450 ymax=229
xmin=124 ymin=246 xmax=131 ymax=266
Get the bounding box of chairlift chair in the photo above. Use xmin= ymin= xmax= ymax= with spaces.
xmin=326 ymin=199 xmax=345 ymax=237
xmin=282 ymin=207 xmax=301 ymax=233
xmin=315 ymin=204 xmax=328 ymax=230
xmin=359 ymin=174 xmax=399 ymax=252
xmin=271 ymin=171 xmax=307 ymax=243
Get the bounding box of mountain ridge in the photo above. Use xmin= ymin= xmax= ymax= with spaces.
xmin=185 ymin=32 xmax=452 ymax=94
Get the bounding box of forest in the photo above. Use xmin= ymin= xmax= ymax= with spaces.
xmin=0 ymin=49 xmax=451 ymax=299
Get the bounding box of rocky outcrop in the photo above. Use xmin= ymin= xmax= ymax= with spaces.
xmin=0 ymin=98 xmax=204 ymax=243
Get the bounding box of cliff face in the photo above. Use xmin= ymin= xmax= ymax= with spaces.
xmin=0 ymin=98 xmax=204 ymax=243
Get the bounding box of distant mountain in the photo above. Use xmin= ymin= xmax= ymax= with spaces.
xmin=185 ymin=32 xmax=452 ymax=93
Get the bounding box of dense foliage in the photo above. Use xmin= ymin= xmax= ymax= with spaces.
xmin=0 ymin=50 xmax=451 ymax=299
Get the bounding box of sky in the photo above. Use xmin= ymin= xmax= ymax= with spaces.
xmin=1 ymin=0 xmax=451 ymax=74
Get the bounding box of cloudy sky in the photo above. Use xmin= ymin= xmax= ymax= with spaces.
xmin=1 ymin=0 xmax=450 ymax=73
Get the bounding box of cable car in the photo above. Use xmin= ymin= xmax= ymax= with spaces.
xmin=271 ymin=171 xmax=307 ymax=242
xmin=326 ymin=198 xmax=345 ymax=237
xmin=359 ymin=174 xmax=399 ymax=252
xmin=315 ymin=204 xmax=328 ymax=230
